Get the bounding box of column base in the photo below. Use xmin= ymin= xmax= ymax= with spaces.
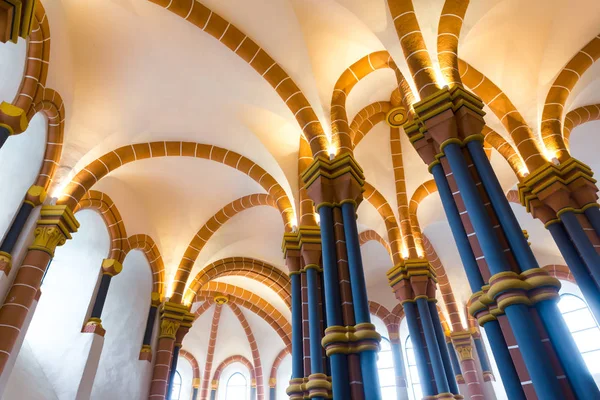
xmin=81 ymin=318 xmax=106 ymax=337
xmin=139 ymin=345 xmax=152 ymax=362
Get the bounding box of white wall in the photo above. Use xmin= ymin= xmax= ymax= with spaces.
xmin=177 ymin=357 xmax=194 ymax=400
xmin=5 ymin=210 xmax=109 ymax=399
xmin=90 ymin=250 xmax=153 ymax=400
xmin=275 ymin=354 xmax=291 ymax=400
xmin=0 ymin=38 xmax=26 ymax=103
xmin=0 ymin=113 xmax=47 ymax=241
xmin=217 ymin=363 xmax=251 ymax=400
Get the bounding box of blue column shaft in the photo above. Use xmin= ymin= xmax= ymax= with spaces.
xmin=290 ymin=273 xmax=303 ymax=379
xmin=416 ymin=298 xmax=450 ymax=394
xmin=431 ymin=164 xmax=485 ymax=289
xmin=432 ymin=163 xmax=524 ymax=396
xmin=536 ymin=300 xmax=599 ymax=399
xmin=584 ymin=206 xmax=600 ymax=237
xmin=250 ymin=387 xmax=256 ymax=400
xmin=0 ymin=126 xmax=10 ymax=149
xmin=427 ymin=301 xmax=458 ymax=394
xmin=90 ymin=274 xmax=112 ymax=318
xmin=560 ymin=211 xmax=600 ymax=284
xmin=341 ymin=202 xmax=381 ymax=399
xmin=269 ymin=387 xmax=276 ymax=400
xmin=0 ymin=202 xmax=33 ymax=254
xmin=166 ymin=346 xmax=180 ymax=400
xmin=391 ymin=341 xmax=409 ymax=400
xmin=473 ymin=338 xmax=491 ymax=373
xmin=445 ymin=143 xmax=564 ymax=398
xmin=482 ymin=321 xmax=526 ymax=400
xmin=143 ymin=305 xmax=158 ymax=345
xmin=192 ymin=388 xmax=199 ymax=400
xmin=503 ymin=305 xmax=562 ymax=400
xmin=547 ymin=222 xmax=600 ymax=323
xmin=318 ymin=205 xmax=350 ymax=399
xmin=210 ymin=389 xmax=216 ymax=400
xmin=446 ymin=342 xmax=461 ymax=377
xmin=306 ymin=268 xmax=325 ymax=399
xmin=469 ymin=140 xmax=599 ymax=397
xmin=403 ymin=302 xmax=435 ymax=396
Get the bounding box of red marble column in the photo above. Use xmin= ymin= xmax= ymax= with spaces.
xmin=452 ymin=335 xmax=484 ymax=400
xmin=148 ymin=317 xmax=180 ymax=399
xmin=0 ymin=205 xmax=78 ymax=377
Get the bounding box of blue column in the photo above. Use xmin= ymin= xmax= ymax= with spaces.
xmin=444 ymin=143 xmax=563 ymax=399
xmin=192 ymin=387 xmax=199 ymax=400
xmin=431 ymin=162 xmax=525 ymax=398
xmin=90 ymin=274 xmax=112 ymax=319
xmin=318 ymin=205 xmax=350 ymax=399
xmin=210 ymin=389 xmax=216 ymax=400
xmin=0 ymin=126 xmax=10 ymax=149
xmin=341 ymin=202 xmax=381 ymax=399
xmin=166 ymin=345 xmax=180 ymax=400
xmin=447 ymin=341 xmax=462 ymax=378
xmin=469 ymin=141 xmax=599 ymax=398
xmin=142 ymin=304 xmax=158 ymax=347
xmin=290 ymin=273 xmax=303 ymax=380
xmin=269 ymin=386 xmax=276 ymax=400
xmin=0 ymin=202 xmax=33 ymax=254
xmin=416 ymin=299 xmax=450 ymax=394
xmin=560 ymin=211 xmax=600 ymax=282
xmin=584 ymin=206 xmax=600 ymax=237
xmin=250 ymin=386 xmax=256 ymax=400
xmin=547 ymin=222 xmax=600 ymax=323
xmin=403 ymin=302 xmax=435 ymax=396
xmin=473 ymin=337 xmax=491 ymax=374
xmin=306 ymin=267 xmax=324 ymax=400
xmin=428 ymin=301 xmax=458 ymax=394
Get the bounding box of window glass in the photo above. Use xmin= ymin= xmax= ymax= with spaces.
xmin=378 ymin=337 xmax=397 ymax=399
xmin=558 ymin=294 xmax=600 ymax=375
xmin=225 ymin=372 xmax=248 ymax=400
xmin=171 ymin=371 xmax=182 ymax=400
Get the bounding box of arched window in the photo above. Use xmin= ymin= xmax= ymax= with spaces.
xmin=170 ymin=371 xmax=182 ymax=400
xmin=225 ymin=372 xmax=248 ymax=400
xmin=378 ymin=337 xmax=397 ymax=399
xmin=404 ymin=336 xmax=423 ymax=400
xmin=558 ymin=293 xmax=600 ymax=374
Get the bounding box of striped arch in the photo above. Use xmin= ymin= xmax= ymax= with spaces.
xmin=458 ymin=58 xmax=544 ymax=171
xmin=482 ymin=125 xmax=526 ymax=177
xmin=331 ymin=51 xmax=409 ymax=154
xmin=199 ymin=303 xmax=223 ymax=400
xmin=387 ymin=0 xmax=439 ymax=98
xmin=506 ymin=189 xmax=519 ymax=204
xmin=563 ymin=104 xmax=600 ymax=148
xmin=363 ymin=182 xmax=402 ymax=263
xmin=126 ymin=234 xmax=166 ymax=297
xmin=437 ymin=0 xmax=469 ymax=87
xmin=56 ymin=142 xmax=294 ymax=232
xmin=358 ymin=229 xmax=392 ymax=261
xmin=542 ymin=34 xmax=600 ymax=162
xmin=75 ymin=190 xmax=127 ymax=263
xmin=422 ymin=235 xmax=463 ymax=332
xmin=350 ymin=101 xmax=391 ymax=146
xmin=229 ymin=303 xmax=264 ymax=399
xmin=179 ymin=349 xmax=201 ymax=382
xmin=298 ymin=137 xmax=317 ymax=227
xmin=146 ymin=0 xmax=327 ymax=157
xmin=193 ymin=299 xmax=214 ymax=320
xmin=269 ymin=347 xmax=290 ymax=388
xmin=542 ymin=264 xmax=575 ymax=283
xmin=213 ymin=355 xmax=255 ymax=384
xmin=408 ymin=179 xmax=437 ymax=252
xmin=185 ymin=257 xmax=291 ymax=306
xmin=171 ymin=193 xmax=278 ymax=303
xmin=369 ymin=301 xmax=401 ymax=339
xmin=196 ymin=282 xmax=291 ymax=347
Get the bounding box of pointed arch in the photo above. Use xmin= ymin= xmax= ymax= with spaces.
xmin=179 ymin=349 xmax=201 ymax=382
xmin=369 ymin=301 xmax=401 ymax=338
xmin=126 ymin=234 xmax=166 ymax=297
xmin=269 ymin=348 xmax=290 ymax=389
xmin=171 ymin=193 xmax=278 ymax=302
xmin=563 ymin=104 xmax=600 ymax=147
xmin=358 ymin=229 xmax=392 ymax=261
xmin=146 ymin=0 xmax=327 ymax=157
xmin=350 ymin=101 xmax=391 ymax=146
xmin=213 ymin=355 xmax=255 ymax=385
xmin=542 ymin=33 xmax=600 ymax=161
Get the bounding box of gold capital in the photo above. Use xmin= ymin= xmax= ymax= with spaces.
xmin=159 ymin=318 xmax=180 ymax=339
xmin=30 ymin=226 xmax=67 ymax=256
xmin=456 ymin=345 xmax=473 ymax=361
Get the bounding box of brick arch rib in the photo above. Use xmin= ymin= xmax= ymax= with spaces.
xmin=359 ymin=229 xmax=392 ymax=261
xmin=126 ymin=234 xmax=165 ymax=298
xmin=542 ymin=264 xmax=575 ymax=283
xmin=229 ymin=303 xmax=265 ymax=399
xmin=56 ymin=142 xmax=294 ymax=234
xmin=542 ymin=33 xmax=600 ymax=162
xmin=146 ymin=0 xmax=327 ymax=157
xmin=369 ymin=301 xmax=400 ymax=339
xmin=437 ymin=0 xmax=469 ymax=87
xmin=199 ymin=303 xmax=223 ymax=400
xmin=269 ymin=347 xmax=290 ymax=388
xmin=75 ymin=190 xmax=127 ymax=263
xmin=363 ymin=182 xmax=402 ymax=264
xmin=212 ymin=355 xmax=255 ymax=396
xmin=563 ymin=104 xmax=600 ymax=148
xmin=179 ymin=349 xmax=200 ymax=381
xmin=185 ymin=257 xmax=291 ymax=306
xmin=172 ymin=193 xmax=279 ymax=303
xmin=351 ymin=101 xmax=391 ymax=147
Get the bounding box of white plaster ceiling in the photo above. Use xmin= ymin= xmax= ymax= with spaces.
xmin=32 ymin=0 xmax=600 ymax=346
